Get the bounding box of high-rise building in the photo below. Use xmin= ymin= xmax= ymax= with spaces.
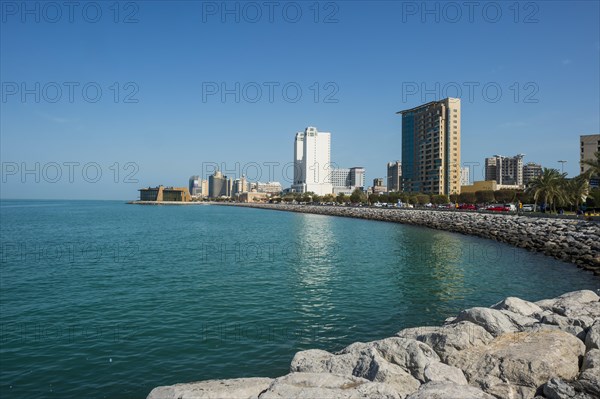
xmin=397 ymin=98 xmax=461 ymax=195
xmin=292 ymin=126 xmax=333 ymax=196
xmin=523 ymin=162 xmax=542 ymax=185
xmin=387 ymin=161 xmax=401 ymax=192
xmin=189 ymin=175 xmax=208 ymax=197
xmin=580 ymin=134 xmax=600 ymax=174
xmin=460 ymin=167 xmax=470 ymax=186
xmin=232 ymin=176 xmax=249 ymax=195
xmin=485 ymin=154 xmax=524 ymax=187
xmin=208 ymin=170 xmax=231 ymax=198
xmin=189 ymin=175 xmax=200 ymax=195
xmin=349 ymin=167 xmax=365 ymax=189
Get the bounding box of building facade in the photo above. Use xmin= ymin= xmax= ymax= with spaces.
xmin=254 ymin=181 xmax=283 ymax=194
xmin=460 ymin=167 xmax=470 ymax=187
xmin=581 ymin=134 xmax=600 ymax=174
xmin=139 ymin=186 xmax=191 ymax=202
xmin=331 ymin=167 xmax=365 ymax=193
xmin=484 ymin=154 xmax=524 ymax=188
xmin=208 ymin=170 xmax=231 ymax=198
xmin=292 ymin=126 xmax=333 ymax=196
xmin=189 ymin=175 xmax=208 ymax=197
xmin=523 ymin=162 xmax=542 ymax=185
xmin=398 ymin=98 xmax=461 ymax=195
xmin=387 ymin=161 xmax=401 ymax=192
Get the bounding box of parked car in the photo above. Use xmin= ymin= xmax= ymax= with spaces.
xmin=486 ymin=204 xmax=509 ymax=212
xmin=504 ymin=203 xmax=517 ymax=212
xmin=522 ymin=204 xmax=536 ymax=212
xmin=458 ymin=204 xmax=477 ymax=211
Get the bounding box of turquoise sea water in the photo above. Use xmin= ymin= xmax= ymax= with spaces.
xmin=0 ymin=200 xmax=598 ymax=398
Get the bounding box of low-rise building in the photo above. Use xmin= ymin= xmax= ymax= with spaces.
xmin=523 ymin=162 xmax=542 ymax=185
xmin=139 ymin=186 xmax=192 ymax=202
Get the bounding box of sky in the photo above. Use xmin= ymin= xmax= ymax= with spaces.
xmin=1 ymin=0 xmax=599 ymax=200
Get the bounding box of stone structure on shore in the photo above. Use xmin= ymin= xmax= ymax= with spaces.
xmin=148 ymin=290 xmax=600 ymax=398
xmin=226 ymin=204 xmax=600 ymax=274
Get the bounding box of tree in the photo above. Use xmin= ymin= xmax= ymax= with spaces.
xmin=581 ymin=151 xmax=600 ymax=179
xmin=475 ymin=190 xmax=495 ymax=204
xmin=565 ymin=175 xmax=589 ymax=210
xmin=323 ymin=194 xmax=334 ymax=203
xmin=350 ymin=188 xmax=367 ymax=204
xmin=432 ymin=194 xmax=449 ymax=205
xmin=336 ymin=193 xmax=347 ymax=204
xmin=449 ymin=193 xmax=460 ymax=203
xmin=312 ymin=194 xmax=322 ymax=203
xmin=416 ymin=194 xmax=430 ymax=205
xmin=459 ymin=192 xmax=476 ymax=204
xmin=585 ymin=188 xmax=600 ymax=208
xmin=525 ymin=168 xmax=567 ymax=212
xmin=494 ymin=190 xmax=516 ymax=203
xmin=369 ymin=193 xmax=380 ymax=205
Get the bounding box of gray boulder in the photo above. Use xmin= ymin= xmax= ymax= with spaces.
xmin=585 ymin=321 xmax=600 ymax=351
xmin=573 ymin=349 xmax=600 ymax=397
xmin=543 ymin=378 xmax=576 ymax=399
xmin=405 ymin=382 xmax=495 ymax=399
xmin=397 ymin=322 xmax=493 ymax=362
xmin=448 ymin=330 xmax=585 ymax=399
xmin=258 ymin=372 xmax=401 ymax=399
xmin=450 ymin=307 xmax=536 ymax=337
xmin=146 ymin=377 xmax=273 ymax=399
xmin=491 ymin=296 xmax=543 ymax=317
xmin=291 ymin=337 xmax=432 ymax=395
xmin=422 ymin=362 xmax=467 ymax=385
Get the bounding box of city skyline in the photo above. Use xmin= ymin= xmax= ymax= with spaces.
xmin=1 ymin=1 xmax=599 ymax=199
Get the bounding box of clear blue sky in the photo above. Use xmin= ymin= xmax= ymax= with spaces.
xmin=1 ymin=0 xmax=599 ymax=199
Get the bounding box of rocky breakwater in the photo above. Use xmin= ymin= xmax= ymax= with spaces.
xmin=228 ymin=204 xmax=600 ymax=274
xmin=147 ymin=290 xmax=600 ymax=398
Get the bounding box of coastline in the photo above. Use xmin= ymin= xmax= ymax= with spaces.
xmin=148 ymin=289 xmax=600 ymax=399
xmin=216 ymin=203 xmax=600 ymax=274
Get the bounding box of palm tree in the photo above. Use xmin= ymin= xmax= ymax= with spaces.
xmin=565 ymin=175 xmax=589 ymax=211
xmin=581 ymin=151 xmax=600 ymax=180
xmin=526 ymin=168 xmax=567 ymax=212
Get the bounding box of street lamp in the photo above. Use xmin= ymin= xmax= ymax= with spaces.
xmin=558 ymin=160 xmax=567 ymax=174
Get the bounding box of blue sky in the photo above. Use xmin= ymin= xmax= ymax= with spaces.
xmin=1 ymin=0 xmax=599 ymax=199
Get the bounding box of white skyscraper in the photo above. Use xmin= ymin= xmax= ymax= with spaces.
xmin=292 ymin=126 xmax=333 ymax=196
xmin=460 ymin=167 xmax=470 ymax=186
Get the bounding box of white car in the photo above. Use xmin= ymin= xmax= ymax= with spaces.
xmin=522 ymin=204 xmax=535 ymax=212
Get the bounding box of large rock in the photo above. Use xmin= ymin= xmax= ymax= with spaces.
xmin=450 ymin=307 xmax=537 ymax=337
xmin=397 ymin=322 xmax=493 ymax=362
xmin=536 ymin=290 xmax=600 ymax=325
xmin=146 ymin=377 xmax=273 ymax=399
xmin=585 ymin=321 xmax=600 ymax=351
xmin=448 ymin=330 xmax=585 ymax=399
xmin=422 ymin=362 xmax=467 ymax=385
xmin=405 ymin=382 xmax=495 ymax=399
xmin=290 ymin=347 xmax=420 ymax=398
xmin=543 ymin=378 xmax=576 ymax=399
xmin=573 ymin=349 xmax=600 ymax=397
xmin=293 ymin=337 xmax=438 ymax=384
xmin=491 ymin=296 xmax=543 ymax=317
xmin=258 ymin=372 xmax=401 ymax=399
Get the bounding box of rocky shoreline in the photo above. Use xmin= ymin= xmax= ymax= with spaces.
xmin=220 ymin=203 xmax=600 ymax=274
xmin=148 ymin=290 xmax=600 ymax=399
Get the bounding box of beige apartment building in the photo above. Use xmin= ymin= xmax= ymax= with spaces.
xmin=398 ymin=98 xmax=461 ymax=195
xmin=581 ymin=134 xmax=600 ymax=174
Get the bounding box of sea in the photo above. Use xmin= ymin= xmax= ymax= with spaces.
xmin=0 ymin=200 xmax=598 ymax=398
